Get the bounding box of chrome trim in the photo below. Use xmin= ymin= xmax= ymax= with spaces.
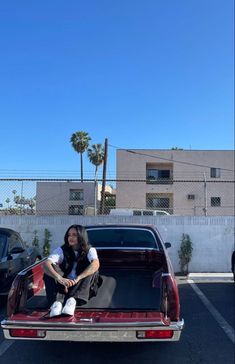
xmin=1 ymin=319 xmax=168 ymax=329
xmin=79 ymin=318 xmax=93 ymax=322
xmin=86 ymin=227 xmax=155 ymax=232
xmin=95 ymin=247 xmax=156 ymax=251
xmin=162 ymin=273 xmax=171 ymax=277
xmin=18 ymin=257 xmax=47 ymax=276
xmin=1 ymin=319 xmax=184 ymax=330
xmin=2 ymin=319 xmax=184 ymax=342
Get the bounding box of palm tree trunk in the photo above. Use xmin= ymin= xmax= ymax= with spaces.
xmin=94 ymin=167 xmax=98 ymax=215
xmin=80 ymin=153 xmax=83 ymax=182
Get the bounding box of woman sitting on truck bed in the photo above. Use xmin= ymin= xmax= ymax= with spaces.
xmin=43 ymin=224 xmax=101 ymax=317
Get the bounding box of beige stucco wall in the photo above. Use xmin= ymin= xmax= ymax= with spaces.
xmin=36 ymin=182 xmax=96 ymax=215
xmin=116 ymin=150 xmax=234 ymax=216
xmin=36 ymin=182 xmax=115 ymax=215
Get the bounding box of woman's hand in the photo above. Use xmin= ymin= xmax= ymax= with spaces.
xmin=72 ymin=277 xmax=81 ymax=286
xmin=57 ymin=276 xmax=74 ymax=288
xmin=56 ymin=276 xmax=75 ymax=293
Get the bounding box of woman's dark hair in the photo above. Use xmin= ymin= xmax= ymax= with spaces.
xmin=63 ymin=224 xmax=91 ymax=256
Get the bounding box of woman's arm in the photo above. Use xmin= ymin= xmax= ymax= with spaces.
xmin=43 ymin=260 xmax=74 ymax=288
xmin=73 ymin=259 xmax=100 ymax=284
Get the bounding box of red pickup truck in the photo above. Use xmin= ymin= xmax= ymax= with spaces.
xmin=1 ymin=224 xmax=184 ymax=342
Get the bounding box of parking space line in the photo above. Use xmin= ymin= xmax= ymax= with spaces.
xmin=0 ymin=339 xmax=14 ymax=357
xmin=187 ymin=279 xmax=235 ymax=344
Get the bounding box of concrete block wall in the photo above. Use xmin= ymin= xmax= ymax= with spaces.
xmin=0 ymin=215 xmax=234 ymax=273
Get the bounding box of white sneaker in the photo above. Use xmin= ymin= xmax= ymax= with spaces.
xmin=50 ymin=301 xmax=63 ymax=317
xmin=62 ymin=297 xmax=76 ymax=316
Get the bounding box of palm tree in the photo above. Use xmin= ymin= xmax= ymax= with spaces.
xmin=70 ymin=131 xmax=91 ymax=182
xmin=5 ymin=198 xmax=10 ymax=209
xmin=87 ymin=144 xmax=105 ymax=214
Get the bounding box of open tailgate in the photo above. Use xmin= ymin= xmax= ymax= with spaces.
xmin=1 ymin=310 xmax=184 ymax=342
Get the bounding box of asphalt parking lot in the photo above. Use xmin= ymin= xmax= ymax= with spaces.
xmin=0 ymin=276 xmax=234 ymax=364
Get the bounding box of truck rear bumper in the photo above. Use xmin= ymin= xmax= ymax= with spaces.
xmin=1 ymin=318 xmax=184 ymax=342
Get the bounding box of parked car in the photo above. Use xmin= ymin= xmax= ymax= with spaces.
xmin=232 ymin=250 xmax=235 ymax=282
xmin=0 ymin=228 xmax=41 ymax=295
xmin=109 ymin=208 xmax=170 ymax=216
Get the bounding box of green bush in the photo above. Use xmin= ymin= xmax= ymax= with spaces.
xmin=43 ymin=228 xmax=52 ymax=257
xmin=32 ymin=230 xmax=39 ymax=249
xmin=178 ymin=233 xmax=193 ymax=274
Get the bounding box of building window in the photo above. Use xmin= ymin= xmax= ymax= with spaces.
xmin=68 ymin=205 xmax=84 ymax=215
xmin=146 ymin=169 xmax=171 ymax=184
xmin=211 ymin=197 xmax=221 ymax=207
xmin=104 ymin=194 xmax=116 ymax=208
xmin=69 ymin=189 xmax=84 ymax=201
xmin=210 ymin=168 xmax=221 ymax=178
xmin=146 ymin=196 xmax=170 ymax=210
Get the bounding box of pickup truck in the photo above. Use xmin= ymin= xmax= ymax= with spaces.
xmin=1 ymin=224 xmax=184 ymax=342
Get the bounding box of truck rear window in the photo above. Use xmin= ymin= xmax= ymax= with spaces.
xmin=87 ymin=228 xmax=159 ymax=249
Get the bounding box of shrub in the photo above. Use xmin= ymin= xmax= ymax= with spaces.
xmin=32 ymin=230 xmax=39 ymax=249
xmin=178 ymin=233 xmax=193 ymax=274
xmin=43 ymin=228 xmax=52 ymax=257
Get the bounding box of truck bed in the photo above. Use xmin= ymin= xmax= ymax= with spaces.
xmin=26 ymin=269 xmax=161 ymax=311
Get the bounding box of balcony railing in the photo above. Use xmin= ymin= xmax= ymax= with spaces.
xmin=146 ymin=177 xmax=173 ymax=184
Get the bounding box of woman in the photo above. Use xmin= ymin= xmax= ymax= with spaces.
xmin=43 ymin=224 xmax=100 ymax=317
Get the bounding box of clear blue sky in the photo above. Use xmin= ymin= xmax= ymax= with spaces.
xmin=0 ymin=0 xmax=234 ymax=179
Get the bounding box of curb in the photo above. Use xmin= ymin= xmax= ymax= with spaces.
xmin=187 ymin=273 xmax=234 ymax=281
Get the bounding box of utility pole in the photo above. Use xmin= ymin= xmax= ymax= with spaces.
xmin=20 ymin=181 xmax=24 ymax=215
xmin=203 ymin=172 xmax=207 ymax=216
xmin=100 ymin=138 xmax=108 ymax=214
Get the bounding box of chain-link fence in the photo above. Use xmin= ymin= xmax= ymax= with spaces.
xmin=0 ymin=178 xmax=234 ymax=216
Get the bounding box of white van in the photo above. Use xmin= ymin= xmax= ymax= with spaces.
xmin=109 ymin=208 xmax=170 ymax=216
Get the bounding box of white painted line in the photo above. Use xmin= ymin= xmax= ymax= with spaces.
xmin=0 ymin=339 xmax=14 ymax=357
xmin=187 ymin=279 xmax=235 ymax=344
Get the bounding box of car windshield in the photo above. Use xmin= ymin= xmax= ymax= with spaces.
xmin=87 ymin=228 xmax=159 ymax=249
xmin=0 ymin=232 xmax=7 ymax=258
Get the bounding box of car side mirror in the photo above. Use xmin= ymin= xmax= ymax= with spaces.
xmin=9 ymin=247 xmax=25 ymax=254
xmin=165 ymin=242 xmax=171 ymax=249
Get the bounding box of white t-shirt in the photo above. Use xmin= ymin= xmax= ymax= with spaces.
xmin=47 ymin=246 xmax=98 ymax=280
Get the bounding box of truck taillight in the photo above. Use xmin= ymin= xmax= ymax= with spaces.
xmin=10 ymin=329 xmax=46 ymax=338
xmin=136 ymin=330 xmax=173 ymax=339
xmin=162 ymin=274 xmax=180 ymax=321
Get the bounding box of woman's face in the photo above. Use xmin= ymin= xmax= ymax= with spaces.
xmin=67 ymin=228 xmax=79 ymax=249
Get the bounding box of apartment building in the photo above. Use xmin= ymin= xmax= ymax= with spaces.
xmin=36 ymin=181 xmax=113 ymax=215
xmin=116 ymin=149 xmax=234 ymax=216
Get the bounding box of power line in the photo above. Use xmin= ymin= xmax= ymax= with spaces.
xmin=108 ymin=144 xmax=234 ymax=172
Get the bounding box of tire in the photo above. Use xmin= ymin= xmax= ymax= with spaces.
xmin=232 ymin=252 xmax=235 ymax=282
